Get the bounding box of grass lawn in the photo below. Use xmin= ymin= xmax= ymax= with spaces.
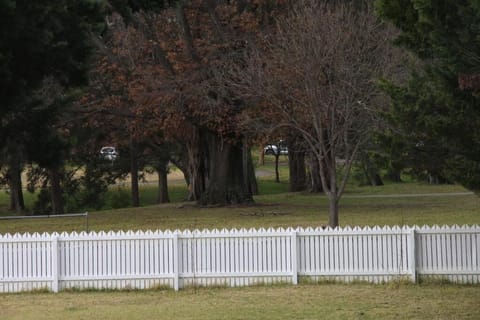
xmin=1 ymin=282 xmax=479 ymax=320
xmin=0 ymin=180 xmax=478 ymax=234
xmin=0 ymin=158 xmax=479 ymax=319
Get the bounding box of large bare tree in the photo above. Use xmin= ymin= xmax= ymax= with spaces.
xmin=228 ymin=1 xmax=397 ymax=226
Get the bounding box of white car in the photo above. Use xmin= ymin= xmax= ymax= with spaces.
xmin=100 ymin=146 xmax=118 ymax=161
xmin=264 ymin=143 xmax=288 ymax=155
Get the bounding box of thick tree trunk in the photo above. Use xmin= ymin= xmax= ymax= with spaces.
xmin=156 ymin=162 xmax=170 ymax=204
xmin=307 ymin=154 xmax=323 ymax=193
xmin=288 ymin=139 xmax=307 ymax=192
xmin=130 ymin=139 xmax=140 ymax=207
xmin=186 ymin=127 xmax=206 ymax=201
xmin=246 ymin=148 xmax=258 ymax=195
xmin=6 ymin=143 xmax=25 ymax=213
xmin=7 ymin=160 xmax=25 ymax=213
xmin=48 ymin=167 xmax=64 ymax=215
xmin=199 ymin=131 xmax=253 ymax=205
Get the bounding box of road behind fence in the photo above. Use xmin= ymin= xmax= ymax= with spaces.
xmin=0 ymin=225 xmax=478 ymax=292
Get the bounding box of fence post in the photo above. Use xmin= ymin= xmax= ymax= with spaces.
xmin=173 ymin=233 xmax=180 ymax=291
xmin=408 ymin=228 xmax=417 ymax=283
xmin=291 ymin=231 xmax=298 ymax=285
xmin=51 ymin=236 xmax=59 ymax=293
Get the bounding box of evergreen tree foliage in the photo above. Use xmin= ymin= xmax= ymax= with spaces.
xmin=0 ymin=0 xmax=106 ymax=213
xmin=375 ymin=0 xmax=480 ymax=190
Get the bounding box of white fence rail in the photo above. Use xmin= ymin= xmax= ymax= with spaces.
xmin=0 ymin=225 xmax=478 ymax=292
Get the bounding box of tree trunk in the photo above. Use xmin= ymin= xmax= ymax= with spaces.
xmin=48 ymin=167 xmax=64 ymax=215
xmin=199 ymin=131 xmax=253 ymax=205
xmin=288 ymin=139 xmax=307 ymax=192
xmin=307 ymin=154 xmax=323 ymax=193
xmin=328 ymin=195 xmax=339 ymax=228
xmin=7 ymin=158 xmax=25 ymax=213
xmin=246 ymin=148 xmax=258 ymax=195
xmin=156 ymin=162 xmax=170 ymax=204
xmin=258 ymin=143 xmax=265 ymax=166
xmin=130 ymin=139 xmax=140 ymax=207
xmin=186 ymin=127 xmax=206 ymax=201
xmin=274 ymin=154 xmax=280 ymax=183
xmin=6 ymin=142 xmax=25 ymax=213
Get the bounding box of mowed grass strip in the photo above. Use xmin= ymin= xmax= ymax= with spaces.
xmin=1 ymin=283 xmax=479 ymax=320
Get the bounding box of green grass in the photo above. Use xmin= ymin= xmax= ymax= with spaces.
xmin=1 ymin=282 xmax=479 ymax=320
xmin=1 ymin=158 xmax=479 ymax=319
xmin=0 ymin=181 xmax=478 ymax=234
xmin=0 ymin=157 xmax=478 ymax=234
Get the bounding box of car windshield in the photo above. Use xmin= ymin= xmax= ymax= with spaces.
xmin=101 ymin=147 xmax=115 ymax=153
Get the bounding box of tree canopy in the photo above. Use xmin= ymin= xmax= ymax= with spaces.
xmin=375 ymin=0 xmax=480 ymax=191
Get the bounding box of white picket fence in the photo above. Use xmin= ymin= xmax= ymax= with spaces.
xmin=0 ymin=225 xmax=478 ymax=292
